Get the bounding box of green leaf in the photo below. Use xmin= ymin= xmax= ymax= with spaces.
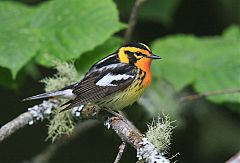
xmin=0 ymin=29 xmax=39 ymax=78
xmin=0 ymin=1 xmax=32 ymax=32
xmin=223 ymin=25 xmax=240 ymax=40
xmin=0 ymin=67 xmax=18 ymax=89
xmin=32 ymin=0 xmax=124 ymax=63
xmin=152 ymin=35 xmax=198 ymax=90
xmin=75 ymin=37 xmax=123 ymax=74
xmin=0 ymin=66 xmax=30 ymax=90
xmin=0 ymin=0 xmax=123 ymax=86
xmin=0 ymin=2 xmax=38 ymax=78
xmin=151 ymin=26 xmax=240 ymax=103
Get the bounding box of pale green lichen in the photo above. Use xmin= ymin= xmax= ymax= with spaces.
xmin=41 ymin=61 xmax=79 ymax=92
xmin=146 ymin=114 xmax=175 ymax=153
xmin=47 ymin=104 xmax=75 ymax=142
xmin=41 ymin=61 xmax=80 ymax=141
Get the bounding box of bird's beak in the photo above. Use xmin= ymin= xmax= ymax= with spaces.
xmin=147 ymin=53 xmax=161 ymax=59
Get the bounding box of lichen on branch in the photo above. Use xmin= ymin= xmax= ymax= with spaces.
xmin=41 ymin=61 xmax=80 ymax=92
xmin=47 ymin=108 xmax=76 ymax=142
xmin=41 ymin=61 xmax=81 ymax=141
xmin=146 ymin=114 xmax=175 ymax=153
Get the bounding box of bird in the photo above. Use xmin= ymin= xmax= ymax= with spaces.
xmin=23 ymin=42 xmax=161 ymax=112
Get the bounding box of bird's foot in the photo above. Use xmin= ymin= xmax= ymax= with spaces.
xmin=103 ymin=108 xmax=127 ymax=122
xmin=71 ymin=105 xmax=84 ymax=118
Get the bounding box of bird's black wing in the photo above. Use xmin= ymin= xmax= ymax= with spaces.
xmin=67 ymin=63 xmax=137 ymax=109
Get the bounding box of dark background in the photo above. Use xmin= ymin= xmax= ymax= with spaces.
xmin=0 ymin=0 xmax=240 ymax=162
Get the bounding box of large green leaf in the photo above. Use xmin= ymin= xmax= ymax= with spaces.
xmin=0 ymin=2 xmax=38 ymax=78
xmin=32 ymin=0 xmax=124 ymax=63
xmin=0 ymin=0 xmax=123 ymax=86
xmin=0 ymin=67 xmax=18 ymax=89
xmin=151 ymin=26 xmax=240 ymax=103
xmin=0 ymin=1 xmax=31 ymax=31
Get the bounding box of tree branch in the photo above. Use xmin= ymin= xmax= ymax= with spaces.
xmin=180 ymin=88 xmax=240 ymax=102
xmin=226 ymin=151 xmax=240 ymax=163
xmin=0 ymin=99 xmax=60 ymax=142
xmin=124 ymin=0 xmax=147 ymax=43
xmin=76 ymin=104 xmax=170 ymax=163
xmin=0 ymin=101 xmax=170 ymax=162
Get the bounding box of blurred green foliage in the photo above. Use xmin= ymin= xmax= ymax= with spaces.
xmin=0 ymin=0 xmax=240 ymax=163
xmin=152 ymin=26 xmax=240 ymax=103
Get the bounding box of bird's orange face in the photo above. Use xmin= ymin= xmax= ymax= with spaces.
xmin=118 ymin=43 xmax=161 ymax=72
xmin=118 ymin=43 xmax=160 ymax=86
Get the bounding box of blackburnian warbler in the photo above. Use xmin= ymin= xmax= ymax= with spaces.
xmin=24 ymin=42 xmax=161 ymax=111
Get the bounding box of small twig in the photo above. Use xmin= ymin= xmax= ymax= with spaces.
xmin=226 ymin=151 xmax=240 ymax=163
xmin=180 ymin=88 xmax=240 ymax=102
xmin=124 ymin=0 xmax=147 ymax=43
xmin=114 ymin=141 xmax=126 ymax=163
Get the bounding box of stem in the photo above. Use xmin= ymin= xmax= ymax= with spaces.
xmin=124 ymin=0 xmax=147 ymax=43
xmin=114 ymin=141 xmax=126 ymax=163
xmin=180 ymin=88 xmax=240 ymax=102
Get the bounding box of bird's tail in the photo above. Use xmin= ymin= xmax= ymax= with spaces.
xmin=23 ymin=89 xmax=75 ymax=101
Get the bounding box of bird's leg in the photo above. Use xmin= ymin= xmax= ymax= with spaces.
xmin=101 ymin=108 xmax=123 ymax=129
xmin=103 ymin=109 xmax=138 ymax=132
xmin=103 ymin=108 xmax=124 ymax=119
xmin=103 ymin=108 xmax=129 ymax=125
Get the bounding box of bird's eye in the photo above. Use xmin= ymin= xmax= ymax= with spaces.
xmin=135 ymin=52 xmax=142 ymax=56
xmin=134 ymin=52 xmax=143 ymax=60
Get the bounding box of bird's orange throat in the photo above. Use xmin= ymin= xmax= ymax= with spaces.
xmin=135 ymin=58 xmax=152 ymax=86
xmin=135 ymin=58 xmax=151 ymax=72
